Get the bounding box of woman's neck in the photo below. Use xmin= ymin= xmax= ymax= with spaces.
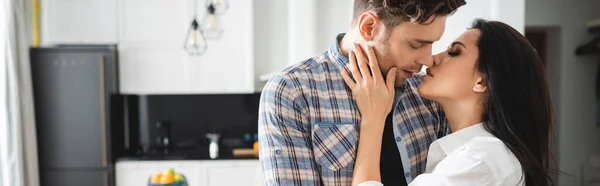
xmin=438 ymin=98 xmax=485 ymax=132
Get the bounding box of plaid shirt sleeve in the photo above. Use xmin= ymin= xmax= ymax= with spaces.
xmin=258 ymin=74 xmax=321 ymax=185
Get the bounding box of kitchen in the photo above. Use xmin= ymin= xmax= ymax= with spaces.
xmin=30 ymin=0 xmax=345 ymax=185
xmin=1 ymin=0 xmax=600 ymax=186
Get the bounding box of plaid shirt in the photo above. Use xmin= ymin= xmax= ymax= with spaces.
xmin=258 ymin=34 xmax=448 ymax=186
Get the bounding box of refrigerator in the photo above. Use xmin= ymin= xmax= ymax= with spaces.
xmin=30 ymin=45 xmax=122 ymax=186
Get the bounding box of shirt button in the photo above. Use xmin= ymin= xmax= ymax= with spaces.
xmin=395 ymin=137 xmax=402 ymax=142
xmin=274 ymin=149 xmax=282 ymax=155
xmin=405 ymin=172 xmax=411 ymax=177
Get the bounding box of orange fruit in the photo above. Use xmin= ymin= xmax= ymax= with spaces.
xmin=160 ymin=174 xmax=175 ymax=184
xmin=253 ymin=141 xmax=259 ymax=152
xmin=253 ymin=141 xmax=259 ymax=157
xmin=150 ymin=173 xmax=162 ymax=183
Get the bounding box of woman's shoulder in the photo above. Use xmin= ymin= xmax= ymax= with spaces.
xmin=453 ymin=136 xmax=524 ymax=184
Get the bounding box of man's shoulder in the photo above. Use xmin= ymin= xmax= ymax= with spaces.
xmin=265 ymin=52 xmax=340 ymax=88
xmin=283 ymin=52 xmax=337 ymax=74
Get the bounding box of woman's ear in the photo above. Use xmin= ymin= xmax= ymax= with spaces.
xmin=357 ymin=11 xmax=380 ymax=41
xmin=473 ymin=77 xmax=487 ymax=93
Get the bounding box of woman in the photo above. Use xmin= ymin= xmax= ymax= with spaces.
xmin=341 ymin=19 xmax=553 ymax=186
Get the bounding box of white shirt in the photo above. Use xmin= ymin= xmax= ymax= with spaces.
xmin=358 ymin=123 xmax=524 ymax=186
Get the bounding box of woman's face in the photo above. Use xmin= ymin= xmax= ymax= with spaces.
xmin=418 ymin=29 xmax=486 ymax=101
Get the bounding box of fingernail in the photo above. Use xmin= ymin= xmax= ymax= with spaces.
xmin=366 ymin=44 xmax=371 ymax=51
xmin=393 ymin=68 xmax=398 ymax=74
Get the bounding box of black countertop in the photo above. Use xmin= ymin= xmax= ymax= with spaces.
xmin=115 ymin=148 xmax=258 ymax=161
xmin=116 ymin=155 xmax=258 ymax=161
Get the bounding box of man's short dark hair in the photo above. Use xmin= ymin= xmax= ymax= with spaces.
xmin=353 ymin=0 xmax=466 ymax=27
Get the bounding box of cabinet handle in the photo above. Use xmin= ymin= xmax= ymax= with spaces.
xmin=99 ymin=55 xmax=107 ymax=167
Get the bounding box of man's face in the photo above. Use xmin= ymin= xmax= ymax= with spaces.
xmin=367 ymin=16 xmax=447 ymax=87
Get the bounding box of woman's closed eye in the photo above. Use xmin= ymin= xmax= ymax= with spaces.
xmin=447 ymin=41 xmax=466 ymax=57
xmin=448 ymin=48 xmax=461 ymax=56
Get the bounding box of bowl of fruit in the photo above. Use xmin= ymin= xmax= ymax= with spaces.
xmin=148 ymin=168 xmax=188 ymax=186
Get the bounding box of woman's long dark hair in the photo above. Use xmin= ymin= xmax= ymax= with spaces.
xmin=472 ymin=19 xmax=553 ymax=186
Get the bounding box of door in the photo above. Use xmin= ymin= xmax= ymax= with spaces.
xmin=41 ymin=170 xmax=111 ymax=186
xmin=525 ymin=30 xmax=548 ymax=66
xmin=32 ymin=51 xmax=108 ymax=169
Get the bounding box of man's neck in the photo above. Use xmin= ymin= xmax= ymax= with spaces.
xmin=438 ymin=98 xmax=485 ymax=132
xmin=339 ymin=30 xmax=361 ymax=58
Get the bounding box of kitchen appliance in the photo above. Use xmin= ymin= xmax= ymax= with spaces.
xmin=31 ymin=45 xmax=122 ymax=186
xmin=141 ymin=120 xmax=173 ymax=155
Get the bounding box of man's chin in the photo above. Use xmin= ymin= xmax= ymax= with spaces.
xmin=394 ymin=77 xmax=407 ymax=87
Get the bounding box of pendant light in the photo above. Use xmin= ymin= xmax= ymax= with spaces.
xmin=206 ymin=0 xmax=229 ymax=15
xmin=185 ymin=0 xmax=208 ymax=55
xmin=202 ymin=3 xmax=225 ymax=39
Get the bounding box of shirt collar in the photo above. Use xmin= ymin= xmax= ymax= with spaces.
xmin=327 ymin=33 xmax=350 ymax=68
xmin=435 ymin=123 xmax=494 ymax=155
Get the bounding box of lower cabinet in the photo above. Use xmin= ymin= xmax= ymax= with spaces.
xmin=203 ymin=161 xmax=264 ymax=186
xmin=115 ymin=160 xmax=264 ymax=186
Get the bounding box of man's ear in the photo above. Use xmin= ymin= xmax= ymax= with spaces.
xmin=357 ymin=11 xmax=380 ymax=41
xmin=473 ymin=77 xmax=487 ymax=93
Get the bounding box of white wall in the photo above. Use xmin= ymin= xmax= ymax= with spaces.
xmin=432 ymin=0 xmax=525 ymax=55
xmin=316 ymin=0 xmax=353 ymax=53
xmin=526 ymin=0 xmax=600 ymax=185
xmin=283 ymin=0 xmax=526 ymax=70
xmin=286 ymin=0 xmax=353 ymax=65
xmin=253 ymin=0 xmax=289 ymax=90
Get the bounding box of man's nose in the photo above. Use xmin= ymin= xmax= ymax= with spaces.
xmin=417 ymin=54 xmax=434 ymax=67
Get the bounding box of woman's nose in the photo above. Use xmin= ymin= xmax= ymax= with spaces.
xmin=431 ymin=53 xmax=443 ymax=66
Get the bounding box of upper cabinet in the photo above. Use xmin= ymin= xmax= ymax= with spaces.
xmin=117 ymin=0 xmax=255 ymax=94
xmin=117 ymin=0 xmax=190 ymax=45
xmin=42 ymin=0 xmax=259 ymax=94
xmin=41 ymin=0 xmax=119 ymax=44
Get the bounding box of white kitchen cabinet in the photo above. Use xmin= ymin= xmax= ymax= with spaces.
xmin=190 ymin=0 xmax=255 ymax=94
xmin=42 ymin=0 xmax=259 ymax=94
xmin=202 ymin=161 xmax=265 ymax=186
xmin=115 ymin=160 xmax=264 ymax=186
xmin=118 ymin=45 xmax=195 ymax=94
xmin=41 ymin=0 xmax=118 ymax=44
xmin=116 ymin=160 xmax=202 ymax=186
xmin=117 ymin=0 xmax=190 ymax=45
xmin=117 ymin=0 xmax=256 ymax=94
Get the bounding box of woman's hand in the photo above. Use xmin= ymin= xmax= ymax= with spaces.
xmin=341 ymin=43 xmax=397 ymax=128
xmin=342 ymin=43 xmax=397 ymax=186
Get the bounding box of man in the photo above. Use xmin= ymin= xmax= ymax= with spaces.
xmin=259 ymin=0 xmax=466 ymax=185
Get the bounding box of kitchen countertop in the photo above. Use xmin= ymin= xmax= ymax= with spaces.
xmin=116 ymin=155 xmax=258 ymax=161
